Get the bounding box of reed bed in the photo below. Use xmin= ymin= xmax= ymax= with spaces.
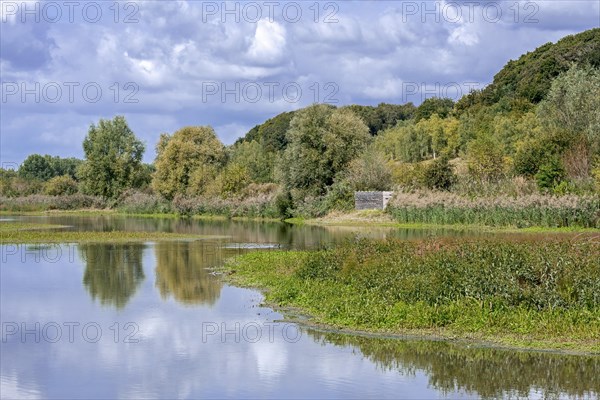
xmin=0 ymin=194 xmax=106 ymax=212
xmin=172 ymin=193 xmax=279 ymax=218
xmin=387 ymin=191 xmax=600 ymax=228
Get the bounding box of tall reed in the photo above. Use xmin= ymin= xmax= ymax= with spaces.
xmin=387 ymin=191 xmax=600 ymax=228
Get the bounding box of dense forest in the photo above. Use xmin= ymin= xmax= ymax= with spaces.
xmin=2 ymin=28 xmax=599 ymax=222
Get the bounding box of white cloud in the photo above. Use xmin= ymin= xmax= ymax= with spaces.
xmin=247 ymin=19 xmax=287 ymax=65
xmin=448 ymin=25 xmax=480 ymax=46
xmin=2 ymin=0 xmax=599 ymax=163
xmin=363 ymin=78 xmax=404 ymax=99
xmin=0 ymin=374 xmax=42 ymax=400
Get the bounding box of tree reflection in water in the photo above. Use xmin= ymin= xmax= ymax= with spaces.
xmin=81 ymin=243 xmax=146 ymax=309
xmin=308 ymin=330 xmax=600 ymax=399
xmin=154 ymin=241 xmax=223 ymax=306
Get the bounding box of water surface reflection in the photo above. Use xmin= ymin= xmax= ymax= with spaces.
xmin=81 ymin=243 xmax=146 ymax=309
xmin=1 ymin=216 xmax=597 ymax=399
xmin=154 ymin=241 xmax=223 ymax=306
xmin=308 ymin=331 xmax=600 ymax=399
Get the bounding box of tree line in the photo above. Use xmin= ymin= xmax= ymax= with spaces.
xmin=1 ymin=29 xmax=599 ymax=218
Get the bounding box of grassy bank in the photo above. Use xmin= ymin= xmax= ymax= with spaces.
xmin=0 ymin=222 xmax=226 ymax=244
xmin=223 ymin=236 xmax=600 ymax=353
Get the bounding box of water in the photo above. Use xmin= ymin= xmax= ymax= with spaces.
xmin=1 ymin=215 xmax=598 ymax=399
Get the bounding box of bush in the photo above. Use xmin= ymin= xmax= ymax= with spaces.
xmin=346 ymin=149 xmax=392 ymax=191
xmin=513 ymin=138 xmax=553 ymax=177
xmin=219 ymin=163 xmax=251 ymax=198
xmin=242 ymin=183 xmax=279 ymax=198
xmin=44 ymin=175 xmax=78 ymax=196
xmin=0 ymin=171 xmax=43 ymax=197
xmin=390 ymin=162 xmax=425 ymax=189
xmin=290 ymin=195 xmax=328 ymax=219
xmin=535 ymin=158 xmax=566 ymax=192
xmin=592 ymin=159 xmax=600 ymax=192
xmin=467 ymin=135 xmax=507 ymax=182
xmin=274 ymin=191 xmax=293 ymax=219
xmin=171 ymin=192 xmax=279 ymax=219
xmin=423 ymin=156 xmax=456 ymax=190
xmin=322 ymin=179 xmax=354 ymax=212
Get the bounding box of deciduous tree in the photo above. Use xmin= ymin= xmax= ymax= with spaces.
xmin=152 ymin=126 xmax=226 ymax=199
xmin=78 ymin=116 xmax=145 ymax=199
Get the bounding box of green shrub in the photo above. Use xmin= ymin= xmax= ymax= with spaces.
xmin=513 ymin=138 xmax=553 ymax=177
xmin=274 ymin=191 xmax=293 ymax=219
xmin=467 ymin=135 xmax=507 ymax=182
xmin=322 ymin=179 xmax=354 ymax=212
xmin=44 ymin=175 xmax=78 ymax=196
xmin=423 ymin=156 xmax=456 ymax=190
xmin=290 ymin=195 xmax=328 ymax=219
xmin=346 ymin=149 xmax=393 ymax=191
xmin=592 ymin=159 xmax=600 ymax=192
xmin=535 ymin=158 xmax=565 ymax=191
xmin=219 ymin=163 xmax=251 ymax=198
xmin=391 ymin=162 xmax=425 ymax=189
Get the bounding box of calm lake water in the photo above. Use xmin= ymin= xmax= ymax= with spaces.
xmin=1 ymin=215 xmax=598 ymax=399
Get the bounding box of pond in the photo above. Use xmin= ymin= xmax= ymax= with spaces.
xmin=1 ymin=215 xmax=598 ymax=399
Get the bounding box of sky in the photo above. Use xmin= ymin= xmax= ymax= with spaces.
xmin=1 ymin=0 xmax=599 ymax=165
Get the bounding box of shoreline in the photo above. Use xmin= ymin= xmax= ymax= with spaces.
xmin=225 ymin=276 xmax=600 ymax=356
xmin=220 ymin=242 xmax=600 ymax=355
xmin=0 ymin=222 xmax=229 ymax=244
xmin=0 ymin=209 xmax=282 ymax=223
xmin=270 ymin=304 xmax=599 ymax=357
xmin=2 ymin=209 xmax=598 ymax=233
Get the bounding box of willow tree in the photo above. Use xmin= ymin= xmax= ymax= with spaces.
xmin=538 ymin=65 xmax=600 ymax=178
xmin=279 ymin=104 xmax=370 ymax=195
xmin=152 ymin=126 xmax=226 ymax=199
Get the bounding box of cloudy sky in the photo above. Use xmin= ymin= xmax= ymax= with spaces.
xmin=1 ymin=0 xmax=599 ymax=165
